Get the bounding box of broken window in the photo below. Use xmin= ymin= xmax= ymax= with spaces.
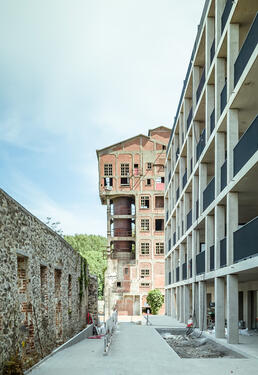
xmin=161 ymin=177 xmax=164 ymax=183
xmin=162 ymin=145 xmax=166 ymax=150
xmin=147 ymin=162 xmax=152 ymax=170
xmin=155 ymin=196 xmax=164 ymax=208
xmin=124 ymin=268 xmax=129 ymax=275
xmin=141 ymin=243 xmax=150 ymax=255
xmin=155 ymin=219 xmax=164 ymax=231
xmin=155 ymin=243 xmax=164 ymax=255
xmin=104 ymin=177 xmax=113 ymax=187
xmin=140 ymin=283 xmax=150 ymax=287
xmin=121 ymin=163 xmax=130 ymax=176
xmin=141 ymin=219 xmax=149 ymax=231
xmin=104 ymin=164 xmax=113 ymax=176
xmin=141 ymin=269 xmax=150 ymax=277
xmin=117 ymin=282 xmax=121 ymax=287
xmin=120 ymin=177 xmax=129 ymax=185
xmin=146 ymin=179 xmax=151 ymax=186
xmin=140 ymin=196 xmax=150 ymax=209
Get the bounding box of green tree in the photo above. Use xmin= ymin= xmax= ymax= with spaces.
xmin=64 ymin=234 xmax=107 ymax=299
xmin=146 ymin=289 xmax=164 ymax=315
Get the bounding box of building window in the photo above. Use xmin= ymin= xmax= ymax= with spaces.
xmin=124 ymin=268 xmax=129 ymax=274
xmin=141 ymin=269 xmax=150 ymax=277
xmin=140 ymin=196 xmax=150 ymax=209
xmin=161 ymin=177 xmax=164 ymax=183
xmin=146 ymin=179 xmax=151 ymax=186
xmin=155 ymin=196 xmax=164 ymax=208
xmin=104 ymin=164 xmax=113 ymax=176
xmin=121 ymin=163 xmax=129 ymax=176
xmin=117 ymin=282 xmax=121 ymax=287
xmin=147 ymin=162 xmax=152 ymax=170
xmin=121 ymin=177 xmax=130 ymax=185
xmin=200 ymin=243 xmax=205 ymax=253
xmin=141 ymin=243 xmax=150 ymax=255
xmin=155 ymin=219 xmax=164 ymax=231
xmin=155 ymin=243 xmax=164 ymax=255
xmin=141 ymin=219 xmax=149 ymax=231
xmin=162 ymin=145 xmax=166 ymax=150
xmin=104 ymin=177 xmax=113 ymax=187
xmin=140 ymin=283 xmax=150 ymax=287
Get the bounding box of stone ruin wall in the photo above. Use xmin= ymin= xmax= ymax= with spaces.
xmin=0 ymin=189 xmax=98 ymax=371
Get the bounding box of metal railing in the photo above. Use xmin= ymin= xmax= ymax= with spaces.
xmin=234 ymin=13 xmax=258 ymax=87
xmin=234 ymin=216 xmax=258 ymax=263
xmin=220 ymin=80 xmax=227 ymax=114
xmin=210 ymin=109 xmax=215 ymax=135
xmin=187 ymin=209 xmax=192 ymax=230
xmin=187 ymin=107 xmax=193 ymax=130
xmin=221 ymin=0 xmax=233 ymax=34
xmin=210 ymin=245 xmax=215 ymax=271
xmin=196 ymin=251 xmax=205 ymax=275
xmin=221 ymin=159 xmax=227 ymax=191
xmin=196 ymin=68 xmax=205 ymax=105
xmin=196 ymin=128 xmax=206 ymax=161
xmin=234 ymin=115 xmax=258 ymax=176
xmin=203 ymin=176 xmax=215 ymax=212
xmin=104 ymin=310 xmax=118 ymax=355
xmin=220 ymin=237 xmax=227 ymax=267
xmin=210 ymin=39 xmax=215 ymax=66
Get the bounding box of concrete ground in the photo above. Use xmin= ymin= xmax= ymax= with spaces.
xmin=29 ymin=317 xmax=258 ymax=375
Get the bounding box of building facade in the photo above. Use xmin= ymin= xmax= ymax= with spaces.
xmin=97 ymin=126 xmax=170 ymax=316
xmin=165 ymin=0 xmax=258 ymax=344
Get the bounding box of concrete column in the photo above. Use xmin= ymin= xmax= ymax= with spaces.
xmin=187 ymin=235 xmax=192 ymax=279
xmin=193 ymin=66 xmax=200 ymax=111
xmin=192 ymin=229 xmax=197 ymax=277
xmin=184 ymin=192 xmax=190 ymax=233
xmin=180 ymin=157 xmax=186 ymax=192
xmin=227 ymin=109 xmax=239 ymax=182
xmin=206 ymin=16 xmax=215 ymax=71
xmin=187 ymin=135 xmax=192 ymax=178
xmin=172 ymin=288 xmax=177 ymax=318
xmin=215 ymin=0 xmax=226 ymax=46
xmin=227 ymin=274 xmax=239 ymax=344
xmin=227 ymin=23 xmax=239 ymax=98
xmin=192 ymin=121 xmax=201 ymax=166
xmin=243 ymin=290 xmax=249 ymax=330
xmin=172 ymin=251 xmax=176 ymax=284
xmin=184 ymin=285 xmax=190 ymax=324
xmin=215 ymin=277 xmax=225 ymax=338
xmin=215 ymin=131 xmax=226 ymax=196
xmin=183 ymin=99 xmax=190 ymax=142
xmin=176 ymin=286 xmax=180 ymax=320
xmin=205 ymin=84 xmax=215 ymax=140
xmin=199 ymin=163 xmax=208 ymax=213
xmin=226 ymin=192 xmax=238 ymax=266
xmin=179 ymin=244 xmax=185 ymax=281
xmin=198 ymin=281 xmax=207 ymax=331
xmin=214 ymin=205 xmax=225 ymax=269
xmin=205 ymin=215 xmax=214 ymax=272
xmin=215 ymin=57 xmax=226 ymax=123
xmin=192 ymin=282 xmax=199 ymax=327
xmin=180 ymin=286 xmax=184 ymax=323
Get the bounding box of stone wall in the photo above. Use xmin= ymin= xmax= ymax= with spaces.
xmin=88 ymin=275 xmax=98 ymax=324
xmin=0 ymin=189 xmax=98 ymax=371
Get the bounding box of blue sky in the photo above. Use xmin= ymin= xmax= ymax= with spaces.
xmin=0 ymin=0 xmax=205 ymax=235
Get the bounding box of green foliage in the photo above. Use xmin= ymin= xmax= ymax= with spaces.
xmin=64 ymin=234 xmax=107 ymax=298
xmin=146 ymin=289 xmax=164 ymax=315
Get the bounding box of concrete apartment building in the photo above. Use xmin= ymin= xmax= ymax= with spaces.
xmin=97 ymin=126 xmax=170 ymax=316
xmin=165 ymin=0 xmax=258 ymax=344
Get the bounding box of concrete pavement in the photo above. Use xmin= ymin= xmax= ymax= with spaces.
xmin=28 ymin=319 xmax=258 ymax=375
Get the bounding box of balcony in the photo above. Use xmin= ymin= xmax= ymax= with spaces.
xmin=176 ymin=266 xmax=180 ymax=282
xmin=210 ymin=109 xmax=215 ymax=135
xmin=234 ymin=13 xmax=258 ymax=87
xmin=203 ymin=177 xmax=215 ymax=212
xmin=220 ymin=237 xmax=227 ymax=267
xmin=221 ymin=0 xmax=233 ymax=34
xmin=196 ymin=128 xmax=206 ymax=161
xmin=234 ymin=116 xmax=258 ymax=176
xmin=173 ymin=231 xmax=176 ymax=246
xmin=210 ymin=39 xmax=215 ymax=66
xmin=220 ymin=80 xmax=227 ymax=114
xmin=196 ymin=251 xmax=205 ymax=275
xmin=187 ymin=107 xmax=193 ymax=130
xmin=182 ymin=170 xmax=187 ymax=189
xmin=111 ymin=229 xmax=134 ymax=237
xmin=196 ymin=68 xmax=205 ymax=106
xmin=182 ymin=263 xmax=187 ymax=280
xmin=221 ymin=159 xmax=227 ymax=191
xmin=210 ymin=245 xmax=214 ymax=271
xmin=112 ymin=207 xmax=134 ymax=215
xmin=187 ymin=209 xmax=192 ymax=230
xmin=234 ymin=216 xmax=258 ymax=263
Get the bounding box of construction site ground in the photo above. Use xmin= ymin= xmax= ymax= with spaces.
xmin=28 ymin=316 xmax=258 ymax=375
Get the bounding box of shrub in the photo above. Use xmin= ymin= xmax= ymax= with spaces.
xmin=146 ymin=289 xmax=164 ymax=315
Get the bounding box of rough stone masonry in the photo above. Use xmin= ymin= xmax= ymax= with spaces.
xmin=0 ymin=188 xmax=98 ymax=371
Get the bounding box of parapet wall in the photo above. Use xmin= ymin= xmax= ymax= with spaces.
xmin=0 ymin=189 xmax=97 ymax=371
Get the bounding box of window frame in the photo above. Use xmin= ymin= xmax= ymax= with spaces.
xmin=155 ymin=242 xmax=164 ymax=255
xmin=141 ymin=269 xmax=150 ymax=277
xmin=140 ymin=196 xmax=150 ymax=209
xmin=140 ymin=219 xmax=150 ymax=231
xmin=141 ymin=242 xmax=150 ymax=255
xmin=104 ymin=163 xmax=113 ymax=176
xmin=120 ymin=163 xmax=130 ymax=176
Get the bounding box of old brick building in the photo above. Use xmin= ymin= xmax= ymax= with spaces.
xmin=0 ymin=189 xmax=98 ymax=370
xmin=97 ymin=126 xmax=171 ymax=316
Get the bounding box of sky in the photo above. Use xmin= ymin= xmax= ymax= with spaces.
xmin=0 ymin=0 xmax=205 ymax=236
